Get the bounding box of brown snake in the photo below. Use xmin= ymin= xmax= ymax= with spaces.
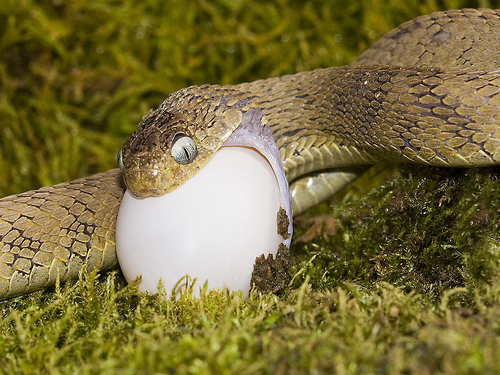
xmin=2 ymin=8 xmax=500 ymax=298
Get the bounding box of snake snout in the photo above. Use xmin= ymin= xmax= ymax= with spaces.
xmin=123 ymin=165 xmax=175 ymax=199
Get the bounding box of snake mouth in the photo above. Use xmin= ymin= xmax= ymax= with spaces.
xmin=220 ymin=106 xmax=294 ymax=248
xmin=129 ymin=188 xmax=163 ymax=199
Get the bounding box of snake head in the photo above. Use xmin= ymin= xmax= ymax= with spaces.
xmin=118 ymin=111 xmax=205 ymax=199
xmin=118 ymin=87 xmax=247 ymax=199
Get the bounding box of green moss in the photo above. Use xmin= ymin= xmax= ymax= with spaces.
xmin=3 ymin=273 xmax=500 ymax=374
xmin=3 ymin=0 xmax=500 ymax=373
xmin=293 ymin=166 xmax=500 ymax=303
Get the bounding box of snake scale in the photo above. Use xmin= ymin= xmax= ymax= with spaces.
xmin=2 ymin=8 xmax=500 ymax=298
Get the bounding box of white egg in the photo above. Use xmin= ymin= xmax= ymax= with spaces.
xmin=116 ymin=146 xmax=284 ymax=299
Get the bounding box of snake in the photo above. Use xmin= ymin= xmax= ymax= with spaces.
xmin=1 ymin=8 xmax=500 ymax=299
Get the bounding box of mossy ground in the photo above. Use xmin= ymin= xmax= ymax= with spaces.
xmin=2 ymin=0 xmax=500 ymax=373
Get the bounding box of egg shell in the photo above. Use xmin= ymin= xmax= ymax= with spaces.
xmin=116 ymin=146 xmax=283 ymax=298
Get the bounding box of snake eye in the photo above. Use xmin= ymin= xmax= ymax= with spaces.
xmin=171 ymin=134 xmax=198 ymax=165
xmin=117 ymin=148 xmax=124 ymax=170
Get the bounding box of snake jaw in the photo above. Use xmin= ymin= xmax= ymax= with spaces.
xmin=222 ymin=106 xmax=294 ymax=248
xmin=129 ymin=188 xmax=160 ymax=199
xmin=130 ymin=186 xmax=175 ymax=199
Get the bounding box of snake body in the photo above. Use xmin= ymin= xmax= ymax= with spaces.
xmin=2 ymin=8 xmax=500 ymax=298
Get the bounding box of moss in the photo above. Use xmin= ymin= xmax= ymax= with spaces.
xmin=293 ymin=166 xmax=500 ymax=304
xmin=3 ymin=273 xmax=500 ymax=374
xmin=3 ymin=0 xmax=500 ymax=373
